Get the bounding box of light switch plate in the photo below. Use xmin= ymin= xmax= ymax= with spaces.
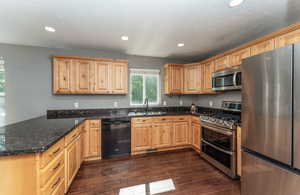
xmin=209 ymin=101 xmax=213 ymax=107
xmin=179 ymin=100 xmax=183 ymax=106
xmin=114 ymin=102 xmax=118 ymax=107
xmin=163 ymin=101 xmax=167 ymax=106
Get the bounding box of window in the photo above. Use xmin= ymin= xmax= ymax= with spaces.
xmin=130 ymin=69 xmax=160 ymax=106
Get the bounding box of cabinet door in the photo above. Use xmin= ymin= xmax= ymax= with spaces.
xmin=131 ymin=124 xmax=152 ymax=152
xmin=65 ymin=140 xmax=78 ymax=188
xmin=76 ymin=135 xmax=82 ymax=169
xmin=93 ymin=61 xmax=110 ymax=94
xmin=250 ymin=39 xmax=275 ymax=56
xmin=89 ymin=127 xmax=100 ymax=157
xmin=184 ymin=65 xmax=202 ymax=94
xmin=275 ymin=28 xmax=300 ymax=49
xmin=152 ymin=123 xmax=173 ymax=148
xmin=237 ymin=126 xmax=242 ymax=176
xmin=214 ymin=56 xmax=230 ymax=71
xmin=74 ymin=60 xmax=93 ymax=93
xmin=192 ymin=122 xmax=201 ymax=149
xmin=112 ymin=63 xmax=128 ymax=94
xmin=81 ymin=122 xmax=90 ymax=159
xmin=229 ymin=48 xmax=251 ymax=67
xmin=53 ymin=58 xmax=73 ymax=94
xmin=173 ymin=122 xmax=189 ymax=146
xmin=202 ymin=62 xmax=215 ymax=93
xmin=170 ymin=65 xmax=183 ymax=93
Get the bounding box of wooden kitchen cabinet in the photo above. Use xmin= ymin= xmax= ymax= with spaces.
xmin=53 ymin=56 xmax=128 ymax=94
xmin=237 ymin=126 xmax=242 ymax=176
xmin=81 ymin=120 xmax=101 ymax=161
xmin=65 ymin=138 xmax=78 ymax=189
xmin=53 ymin=58 xmax=73 ymax=94
xmin=89 ymin=127 xmax=101 ymax=157
xmin=111 ymin=62 xmax=128 ymax=94
xmin=214 ymin=56 xmax=230 ymax=71
xmin=152 ymin=123 xmax=173 ymax=148
xmin=275 ymin=28 xmax=300 ymax=48
xmin=73 ymin=59 xmax=93 ymax=94
xmin=164 ymin=64 xmax=184 ymax=94
xmin=250 ymin=39 xmax=275 ymax=56
xmin=184 ymin=64 xmax=202 ymax=94
xmin=93 ymin=61 xmax=110 ymax=94
xmin=173 ymin=121 xmax=189 ymax=146
xmin=202 ymin=61 xmax=215 ymax=94
xmin=229 ymin=48 xmax=250 ymax=67
xmin=191 ymin=117 xmax=201 ymax=150
xmin=131 ymin=124 xmax=153 ymax=152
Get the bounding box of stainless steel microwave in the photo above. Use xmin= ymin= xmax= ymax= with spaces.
xmin=212 ymin=67 xmax=241 ymax=91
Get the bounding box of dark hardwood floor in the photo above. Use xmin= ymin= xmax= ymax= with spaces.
xmin=67 ymin=150 xmax=240 ymax=195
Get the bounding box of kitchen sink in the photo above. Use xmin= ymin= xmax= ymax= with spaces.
xmin=128 ymin=111 xmax=167 ymax=116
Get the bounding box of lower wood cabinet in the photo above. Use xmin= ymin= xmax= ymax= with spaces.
xmin=131 ymin=116 xmax=196 ymax=155
xmin=82 ymin=120 xmax=101 ymax=160
xmin=237 ymin=126 xmax=242 ymax=176
xmin=152 ymin=123 xmax=173 ymax=148
xmin=173 ymin=121 xmax=189 ymax=146
xmin=131 ymin=124 xmax=152 ymax=152
xmin=191 ymin=117 xmax=201 ymax=150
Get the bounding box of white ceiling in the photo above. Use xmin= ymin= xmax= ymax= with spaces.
xmin=1 ymin=0 xmax=300 ymax=60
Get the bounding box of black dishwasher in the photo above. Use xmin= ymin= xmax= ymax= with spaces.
xmin=102 ymin=117 xmax=131 ymax=158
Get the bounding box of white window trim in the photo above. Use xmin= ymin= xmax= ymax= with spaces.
xmin=130 ymin=69 xmax=161 ymax=106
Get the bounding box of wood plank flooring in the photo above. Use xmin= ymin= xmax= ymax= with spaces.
xmin=67 ymin=150 xmax=240 ymax=195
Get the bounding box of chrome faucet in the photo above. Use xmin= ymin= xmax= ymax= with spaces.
xmin=144 ymin=98 xmax=149 ymax=113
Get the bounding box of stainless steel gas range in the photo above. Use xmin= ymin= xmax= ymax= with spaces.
xmin=200 ymin=101 xmax=241 ymax=179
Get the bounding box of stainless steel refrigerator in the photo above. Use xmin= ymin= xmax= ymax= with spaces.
xmin=241 ymin=43 xmax=300 ymax=195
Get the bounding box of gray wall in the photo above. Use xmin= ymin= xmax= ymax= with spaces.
xmin=196 ymin=91 xmax=241 ymax=108
xmin=0 ymin=43 xmax=200 ymax=125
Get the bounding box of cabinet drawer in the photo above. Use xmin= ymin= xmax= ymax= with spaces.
xmin=65 ymin=127 xmax=80 ymax=146
xmin=41 ymin=166 xmax=65 ymax=195
xmin=40 ymin=139 xmax=64 ymax=168
xmin=152 ymin=117 xmax=173 ymax=123
xmin=172 ymin=116 xmax=189 ymax=122
xmin=89 ymin=120 xmax=100 ymax=128
xmin=191 ymin=116 xmax=201 ymax=124
xmin=51 ymin=178 xmax=65 ymax=195
xmin=40 ymin=152 xmax=64 ymax=188
xmin=132 ymin=117 xmax=152 ymax=124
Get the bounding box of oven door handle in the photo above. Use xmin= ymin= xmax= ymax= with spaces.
xmin=202 ymin=124 xmax=233 ymax=136
xmin=202 ymin=139 xmax=233 ymax=155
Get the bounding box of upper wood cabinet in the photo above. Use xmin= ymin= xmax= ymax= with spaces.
xmin=53 ymin=56 xmax=128 ymax=94
xmin=53 ymin=58 xmax=73 ymax=94
xmin=214 ymin=56 xmax=230 ymax=71
xmin=229 ymin=48 xmax=251 ymax=67
xmin=184 ymin=64 xmax=202 ymax=94
xmin=202 ymin=61 xmax=215 ymax=94
xmin=250 ymin=39 xmax=275 ymax=56
xmin=74 ymin=59 xmax=93 ymax=94
xmin=164 ymin=64 xmax=183 ymax=94
xmin=93 ymin=61 xmax=110 ymax=94
xmin=111 ymin=63 xmax=128 ymax=94
xmin=275 ymin=28 xmax=300 ymax=49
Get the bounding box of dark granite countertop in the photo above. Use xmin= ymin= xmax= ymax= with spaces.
xmin=0 ymin=116 xmax=85 ymax=156
xmin=0 ymin=110 xmax=203 ymax=157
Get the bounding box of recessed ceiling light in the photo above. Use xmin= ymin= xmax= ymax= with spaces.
xmin=229 ymin=0 xmax=244 ymax=7
xmin=121 ymin=36 xmax=129 ymax=41
xmin=44 ymin=26 xmax=56 ymax=32
xmin=177 ymin=43 xmax=184 ymax=47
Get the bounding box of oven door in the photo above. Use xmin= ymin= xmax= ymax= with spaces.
xmin=201 ymin=123 xmax=237 ymax=178
xmin=212 ymin=69 xmax=241 ymax=91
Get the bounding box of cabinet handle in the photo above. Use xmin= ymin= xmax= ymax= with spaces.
xmin=161 ymin=118 xmax=166 ymax=121
xmin=52 ymin=162 xmax=61 ymax=172
xmin=72 ymin=133 xmax=78 ymax=139
xmin=51 ymin=177 xmax=61 ymax=189
xmin=51 ymin=147 xmax=61 ymax=156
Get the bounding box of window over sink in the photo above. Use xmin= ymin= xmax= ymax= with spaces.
xmin=130 ymin=69 xmax=160 ymax=106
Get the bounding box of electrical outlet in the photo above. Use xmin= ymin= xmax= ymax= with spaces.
xmin=163 ymin=101 xmax=167 ymax=106
xmin=209 ymin=101 xmax=213 ymax=107
xmin=74 ymin=102 xmax=79 ymax=108
xmin=0 ymin=56 xmax=4 ymax=65
xmin=114 ymin=102 xmax=118 ymax=108
xmin=179 ymin=100 xmax=183 ymax=106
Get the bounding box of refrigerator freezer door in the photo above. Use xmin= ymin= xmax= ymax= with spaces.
xmin=241 ymin=46 xmax=293 ymax=165
xmin=242 ymin=151 xmax=300 ymax=195
xmin=294 ymin=43 xmax=300 ymax=169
